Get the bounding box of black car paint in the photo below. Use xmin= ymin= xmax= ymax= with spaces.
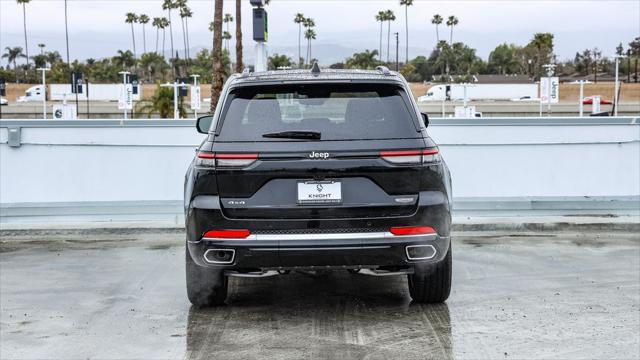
xmin=184 ymin=73 xmax=452 ymax=274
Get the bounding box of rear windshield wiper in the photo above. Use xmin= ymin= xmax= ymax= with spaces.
xmin=262 ymin=131 xmax=321 ymax=140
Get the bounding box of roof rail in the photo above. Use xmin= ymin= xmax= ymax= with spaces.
xmin=240 ymin=68 xmax=251 ymax=78
xmin=311 ymin=62 xmax=321 ymax=76
xmin=376 ymin=66 xmax=391 ymax=76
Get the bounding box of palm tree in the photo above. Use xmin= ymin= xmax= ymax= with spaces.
xmin=37 ymin=43 xmax=45 ymax=55
xmin=179 ymin=4 xmax=193 ymax=61
xmin=211 ymin=0 xmax=224 ymax=111
xmin=152 ymin=17 xmax=162 ymax=54
xmin=138 ymin=14 xmax=150 ymax=54
xmin=304 ymin=29 xmax=317 ymax=65
xmin=162 ymin=0 xmax=177 ymax=62
xmin=302 ymin=18 xmax=315 ymax=66
xmin=3 ymin=47 xmax=26 ymax=79
xmin=45 ymin=51 xmax=62 ymax=66
xmin=125 ymin=13 xmax=138 ymax=62
xmin=384 ymin=10 xmax=396 ymax=63
xmin=400 ymin=0 xmax=413 ymax=64
xmin=375 ymin=11 xmax=385 ymax=60
xmin=138 ymin=83 xmax=183 ymax=118
xmin=345 ymin=49 xmax=380 ymax=69
xmin=182 ymin=6 xmax=193 ymax=60
xmin=431 ymin=14 xmax=443 ymax=44
xmin=446 ymin=15 xmax=458 ymax=45
xmin=223 ymin=31 xmax=232 ymax=52
xmin=112 ymin=50 xmax=136 ymax=69
xmin=31 ymin=54 xmax=47 ymax=68
xmin=294 ymin=13 xmax=305 ymax=67
xmin=235 ymin=0 xmax=243 ymax=72
xmin=223 ymin=14 xmax=234 ymax=53
xmin=161 ymin=18 xmax=170 ymax=58
xmin=16 ymin=0 xmax=31 ymax=68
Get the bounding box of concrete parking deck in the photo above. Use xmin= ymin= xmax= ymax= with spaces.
xmin=1 ymin=229 xmax=639 ymax=359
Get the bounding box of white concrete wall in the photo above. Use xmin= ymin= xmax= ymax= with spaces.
xmin=1 ymin=118 xmax=638 ymax=207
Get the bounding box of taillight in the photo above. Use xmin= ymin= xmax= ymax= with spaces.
xmin=203 ymin=229 xmax=251 ymax=239
xmin=380 ymin=150 xmax=423 ymax=164
xmin=196 ymin=152 xmax=258 ymax=168
xmin=389 ymin=226 xmax=437 ymax=236
xmin=380 ymin=148 xmax=440 ymax=165
xmin=421 ymin=148 xmax=440 ymax=163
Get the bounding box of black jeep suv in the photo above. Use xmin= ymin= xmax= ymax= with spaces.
xmin=184 ymin=66 xmax=452 ymax=306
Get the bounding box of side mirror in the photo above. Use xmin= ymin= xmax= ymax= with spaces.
xmin=196 ymin=115 xmax=213 ymax=134
xmin=421 ymin=113 xmax=429 ymax=128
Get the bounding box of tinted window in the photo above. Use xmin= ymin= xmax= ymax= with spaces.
xmin=216 ymin=83 xmax=418 ymax=141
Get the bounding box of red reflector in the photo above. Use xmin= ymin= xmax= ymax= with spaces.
xmin=389 ymin=226 xmax=437 ymax=236
xmin=204 ymin=229 xmax=251 ymax=239
xmin=215 ymin=153 xmax=258 ymax=160
xmin=380 ymin=150 xmax=422 ymax=157
xmin=197 ymin=152 xmax=215 ymax=159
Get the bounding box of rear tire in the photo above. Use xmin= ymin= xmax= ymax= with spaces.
xmin=186 ymin=247 xmax=228 ymax=307
xmin=408 ymin=245 xmax=452 ymax=303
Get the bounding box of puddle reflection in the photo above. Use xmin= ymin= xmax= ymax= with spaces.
xmin=185 ymin=272 xmax=452 ymax=359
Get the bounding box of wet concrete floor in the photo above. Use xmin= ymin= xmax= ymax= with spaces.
xmin=1 ymin=230 xmax=638 ymax=359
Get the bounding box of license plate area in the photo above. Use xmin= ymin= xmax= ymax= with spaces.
xmin=297 ymin=181 xmax=342 ymax=205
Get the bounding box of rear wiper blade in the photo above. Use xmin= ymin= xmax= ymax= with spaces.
xmin=262 ymin=131 xmax=321 ymax=140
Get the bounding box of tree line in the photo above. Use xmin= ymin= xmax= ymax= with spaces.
xmin=2 ymin=0 xmax=639 ymax=90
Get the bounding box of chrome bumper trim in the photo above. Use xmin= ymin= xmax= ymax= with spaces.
xmin=405 ymin=244 xmax=437 ymax=261
xmin=358 ymin=268 xmax=414 ymax=276
xmin=202 ymin=232 xmax=438 ymax=242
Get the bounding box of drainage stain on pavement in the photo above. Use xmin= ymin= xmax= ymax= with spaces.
xmin=0 ymin=231 xmax=638 ymax=359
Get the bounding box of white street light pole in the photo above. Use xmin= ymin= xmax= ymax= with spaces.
xmin=613 ymin=55 xmax=626 ymax=117
xmin=36 ymin=67 xmax=50 ymax=119
xmin=161 ymin=81 xmax=183 ymax=119
xmin=190 ymin=74 xmax=200 ymax=118
xmin=118 ymin=71 xmax=130 ymax=120
xmin=570 ymin=80 xmax=591 ymax=117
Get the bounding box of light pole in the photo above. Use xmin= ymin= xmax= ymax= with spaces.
xmin=36 ymin=67 xmax=50 ymax=119
xmin=250 ymin=0 xmax=268 ymax=72
xmin=570 ymin=80 xmax=591 ymax=117
xmin=613 ymin=55 xmax=626 ymax=117
xmin=118 ymin=71 xmax=131 ymax=120
xmin=161 ymin=81 xmax=187 ymax=119
xmin=394 ymin=32 xmax=399 ymax=71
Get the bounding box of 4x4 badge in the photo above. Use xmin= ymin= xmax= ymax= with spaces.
xmin=309 ymin=151 xmax=330 ymax=159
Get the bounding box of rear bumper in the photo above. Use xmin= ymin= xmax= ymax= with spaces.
xmin=187 ymin=232 xmax=450 ymax=270
xmin=186 ymin=191 xmax=451 ymax=270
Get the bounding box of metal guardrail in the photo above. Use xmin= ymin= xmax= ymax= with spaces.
xmin=0 ymin=116 xmax=638 ymax=128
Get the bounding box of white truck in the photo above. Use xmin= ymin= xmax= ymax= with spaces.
xmin=17 ymin=85 xmax=46 ymax=102
xmin=417 ymin=83 xmax=538 ymax=102
xmin=17 ymin=84 xmax=141 ymax=102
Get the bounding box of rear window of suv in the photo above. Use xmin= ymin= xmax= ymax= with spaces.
xmin=215 ymin=83 xmax=419 ymax=141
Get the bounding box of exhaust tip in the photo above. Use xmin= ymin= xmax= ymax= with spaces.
xmin=204 ymin=249 xmax=235 ymax=264
xmin=405 ymin=245 xmax=436 ymax=261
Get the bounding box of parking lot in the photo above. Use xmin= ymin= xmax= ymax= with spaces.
xmin=1 ymin=228 xmax=639 ymax=359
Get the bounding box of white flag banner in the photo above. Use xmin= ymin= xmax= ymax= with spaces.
xmin=118 ymin=84 xmax=134 ymax=110
xmin=191 ymin=86 xmax=201 ymax=110
xmin=540 ymin=77 xmax=559 ymax=104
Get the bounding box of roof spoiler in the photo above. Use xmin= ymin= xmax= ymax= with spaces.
xmin=375 ymin=66 xmax=392 ymax=76
xmin=311 ymin=62 xmax=321 ymax=76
